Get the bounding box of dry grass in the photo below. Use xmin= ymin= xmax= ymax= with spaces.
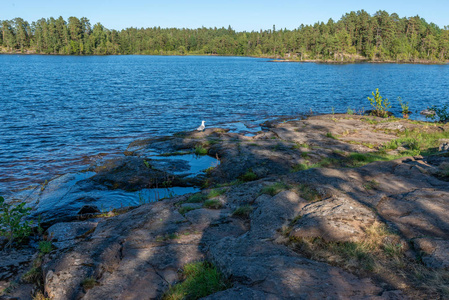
xmin=288 ymin=222 xmax=449 ymax=298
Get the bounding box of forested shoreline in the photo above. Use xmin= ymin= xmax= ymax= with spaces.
xmin=1 ymin=10 xmax=449 ymax=62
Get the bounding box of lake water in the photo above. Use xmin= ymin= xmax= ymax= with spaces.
xmin=1 ymin=55 xmax=448 ymax=196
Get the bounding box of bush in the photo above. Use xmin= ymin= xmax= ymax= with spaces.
xmin=398 ymin=97 xmax=410 ymax=118
xmin=429 ymin=104 xmax=449 ymax=123
xmin=367 ymin=88 xmax=391 ymax=117
xmin=0 ymin=196 xmax=33 ymax=248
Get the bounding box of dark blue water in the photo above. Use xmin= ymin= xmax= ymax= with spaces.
xmin=1 ymin=55 xmax=448 ymax=194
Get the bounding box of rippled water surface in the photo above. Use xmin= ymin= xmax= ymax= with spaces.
xmin=1 ymin=55 xmax=448 ymax=194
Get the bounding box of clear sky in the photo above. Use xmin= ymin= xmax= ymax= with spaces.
xmin=2 ymin=0 xmax=448 ymax=31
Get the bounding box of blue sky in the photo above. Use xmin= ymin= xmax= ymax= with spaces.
xmin=2 ymin=0 xmax=448 ymax=31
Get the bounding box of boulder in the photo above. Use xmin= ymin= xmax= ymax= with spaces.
xmin=47 ymin=220 xmax=99 ymax=249
xmin=251 ymin=191 xmax=306 ymax=239
xmin=413 ymin=238 xmax=449 ymax=269
xmin=439 ymin=139 xmax=449 ymax=152
xmin=290 ymin=196 xmax=378 ymax=242
xmin=208 ymin=236 xmax=384 ymax=299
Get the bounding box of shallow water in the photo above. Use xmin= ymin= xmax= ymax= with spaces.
xmin=1 ymin=55 xmax=448 ymax=196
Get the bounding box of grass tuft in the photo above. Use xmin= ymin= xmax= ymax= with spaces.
xmin=162 ymin=261 xmax=230 ymax=300
xmin=38 ymin=240 xmax=52 ymax=254
xmin=207 ymin=188 xmax=226 ymax=199
xmin=326 ymin=132 xmax=337 ymax=139
xmin=178 ymin=206 xmax=196 ymax=215
xmin=22 ymin=258 xmax=43 ymax=284
xmin=295 ymin=184 xmax=321 ymax=202
xmin=203 ymin=199 xmax=223 ymax=209
xmin=260 ymin=182 xmax=291 ymax=196
xmin=232 ymin=205 xmax=253 ymax=217
xmin=239 ymin=170 xmax=258 ymax=182
xmin=81 ymin=277 xmax=98 ymax=290
xmin=194 ymin=145 xmax=208 ymax=155
xmin=381 ymin=129 xmax=449 ymax=156
xmin=186 ymin=193 xmax=207 ymax=203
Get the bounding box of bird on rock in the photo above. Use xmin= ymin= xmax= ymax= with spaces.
xmin=197 ymin=120 xmax=206 ymax=131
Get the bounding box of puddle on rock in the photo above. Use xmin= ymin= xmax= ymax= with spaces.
xmin=149 ymin=154 xmax=219 ymax=176
xmin=223 ymin=122 xmax=262 ymax=136
xmin=18 ymin=170 xmax=200 ymax=224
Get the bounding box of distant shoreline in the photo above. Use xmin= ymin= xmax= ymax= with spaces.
xmin=1 ymin=50 xmax=448 ymax=65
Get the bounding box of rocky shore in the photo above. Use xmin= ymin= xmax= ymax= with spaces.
xmin=1 ymin=114 xmax=449 ymax=299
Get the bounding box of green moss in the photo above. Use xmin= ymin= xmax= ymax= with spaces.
xmin=162 ymin=261 xmax=229 ymax=300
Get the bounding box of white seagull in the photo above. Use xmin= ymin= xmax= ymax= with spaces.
xmin=196 ymin=120 xmax=206 ymax=131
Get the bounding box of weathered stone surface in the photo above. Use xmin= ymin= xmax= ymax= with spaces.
xmin=42 ymin=199 xmax=203 ymax=300
xmin=251 ymin=191 xmax=306 ymax=239
xmin=208 ymin=236 xmax=384 ymax=299
xmin=413 ymin=238 xmax=449 ymax=269
xmin=184 ymin=208 xmax=231 ymax=229
xmin=89 ymin=156 xmax=193 ymax=190
xmin=0 ymin=248 xmax=35 ymax=281
xmin=180 ymin=202 xmax=203 ymax=209
xmin=77 ymin=205 xmax=100 ymax=215
xmin=47 ymin=220 xmax=99 ymax=249
xmin=290 ymin=196 xmax=378 ymax=242
xmin=202 ymin=284 xmax=279 ymax=299
xmin=377 ymin=189 xmax=449 ymax=239
xmin=27 ymin=115 xmax=449 ymax=299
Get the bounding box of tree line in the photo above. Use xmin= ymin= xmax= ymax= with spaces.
xmin=1 ymin=10 xmax=449 ymax=61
